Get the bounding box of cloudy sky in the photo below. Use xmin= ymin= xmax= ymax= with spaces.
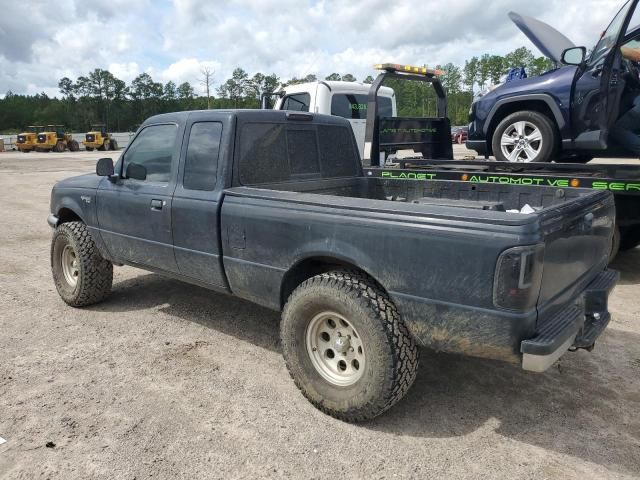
xmin=0 ymin=0 xmax=626 ymax=97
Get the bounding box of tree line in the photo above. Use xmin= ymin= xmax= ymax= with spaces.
xmin=0 ymin=47 xmax=552 ymax=133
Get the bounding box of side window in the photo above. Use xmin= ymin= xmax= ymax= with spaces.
xmin=281 ymin=93 xmax=311 ymax=112
xmin=124 ymin=124 xmax=177 ymax=183
xmin=184 ymin=122 xmax=223 ymax=191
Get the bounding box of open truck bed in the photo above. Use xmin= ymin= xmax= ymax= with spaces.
xmin=227 ymin=173 xmax=616 ymax=371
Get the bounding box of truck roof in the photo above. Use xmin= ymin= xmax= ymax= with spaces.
xmin=278 ymin=81 xmax=395 ymax=97
xmin=142 ymin=109 xmax=353 ymax=128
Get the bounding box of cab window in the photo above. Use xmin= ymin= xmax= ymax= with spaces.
xmin=183 ymin=122 xmax=223 ymax=191
xmin=123 ymin=124 xmax=177 ymax=183
xmin=281 ymin=93 xmax=311 ymax=112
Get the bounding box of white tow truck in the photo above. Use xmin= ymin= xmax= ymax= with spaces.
xmin=271 ymin=80 xmax=396 ymax=158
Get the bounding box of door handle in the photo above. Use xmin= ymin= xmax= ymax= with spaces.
xmin=151 ymin=199 xmax=163 ymax=210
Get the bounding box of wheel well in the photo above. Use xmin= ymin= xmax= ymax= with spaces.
xmin=57 ymin=208 xmax=82 ymax=224
xmin=486 ymin=100 xmax=559 ymax=154
xmin=280 ymin=257 xmax=384 ymax=309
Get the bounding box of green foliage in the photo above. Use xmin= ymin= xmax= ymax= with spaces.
xmin=0 ymin=47 xmax=554 ymax=131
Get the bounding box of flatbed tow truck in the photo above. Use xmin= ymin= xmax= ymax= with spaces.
xmin=361 ymin=63 xmax=640 ymax=256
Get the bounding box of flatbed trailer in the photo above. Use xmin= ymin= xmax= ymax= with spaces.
xmin=364 ymin=159 xmax=640 ymax=254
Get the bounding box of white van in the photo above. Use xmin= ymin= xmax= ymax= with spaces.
xmin=272 ymin=81 xmax=396 ymax=158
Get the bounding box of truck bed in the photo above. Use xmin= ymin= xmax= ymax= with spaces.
xmin=224 ymin=176 xmax=614 ymax=364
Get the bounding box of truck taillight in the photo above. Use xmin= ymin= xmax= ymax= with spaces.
xmin=493 ymin=244 xmax=544 ymax=312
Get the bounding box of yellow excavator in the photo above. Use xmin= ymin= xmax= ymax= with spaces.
xmin=35 ymin=125 xmax=79 ymax=152
xmin=83 ymin=124 xmax=118 ymax=151
xmin=15 ymin=126 xmax=45 ymax=152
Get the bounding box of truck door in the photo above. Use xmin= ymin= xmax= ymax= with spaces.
xmin=96 ymin=123 xmax=180 ymax=272
xmin=572 ymin=0 xmax=639 ymax=150
xmin=171 ymin=120 xmax=229 ymax=289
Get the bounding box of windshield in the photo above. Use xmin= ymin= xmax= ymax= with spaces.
xmin=590 ymin=0 xmax=635 ymax=65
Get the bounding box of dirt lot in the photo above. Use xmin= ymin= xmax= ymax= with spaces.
xmin=0 ymin=151 xmax=639 ymax=479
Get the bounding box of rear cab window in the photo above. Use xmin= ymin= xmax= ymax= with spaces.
xmin=238 ymin=122 xmax=359 ymax=185
xmin=331 ymin=94 xmax=393 ymax=119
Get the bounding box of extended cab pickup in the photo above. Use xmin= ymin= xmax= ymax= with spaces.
xmin=49 ymin=110 xmax=618 ymax=421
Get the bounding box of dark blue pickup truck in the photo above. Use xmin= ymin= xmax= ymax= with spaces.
xmin=48 ymin=110 xmax=618 ymax=421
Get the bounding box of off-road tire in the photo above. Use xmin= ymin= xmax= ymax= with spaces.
xmin=103 ymin=140 xmax=110 ymax=151
xmin=85 ymin=146 xmax=94 ymax=152
xmin=69 ymin=140 xmax=79 ymax=152
xmin=281 ymin=269 xmax=418 ymax=422
xmin=51 ymin=221 xmax=113 ymax=307
xmin=110 ymin=139 xmax=118 ymax=150
xmin=492 ymin=110 xmax=558 ymax=163
xmin=54 ymin=141 xmax=65 ymax=153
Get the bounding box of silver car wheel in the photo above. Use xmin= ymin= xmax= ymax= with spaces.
xmin=500 ymin=120 xmax=543 ymax=162
xmin=305 ymin=311 xmax=365 ymax=387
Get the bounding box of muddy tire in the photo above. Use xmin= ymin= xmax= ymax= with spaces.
xmin=492 ymin=110 xmax=557 ymax=163
xmin=281 ymin=270 xmax=418 ymax=422
xmin=69 ymin=140 xmax=79 ymax=152
xmin=51 ymin=221 xmax=113 ymax=307
xmin=54 ymin=141 xmax=65 ymax=153
xmin=110 ymin=139 xmax=118 ymax=150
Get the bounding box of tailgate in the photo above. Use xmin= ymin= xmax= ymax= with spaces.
xmin=537 ymin=190 xmax=615 ymax=306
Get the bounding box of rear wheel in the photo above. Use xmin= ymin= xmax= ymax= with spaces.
xmin=54 ymin=141 xmax=65 ymax=153
xmin=492 ymin=110 xmax=557 ymax=163
xmin=281 ymin=270 xmax=418 ymax=422
xmin=51 ymin=221 xmax=113 ymax=307
xmin=69 ymin=140 xmax=79 ymax=152
xmin=110 ymin=139 xmax=118 ymax=150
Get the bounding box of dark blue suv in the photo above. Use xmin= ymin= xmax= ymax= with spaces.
xmin=467 ymin=1 xmax=640 ymax=163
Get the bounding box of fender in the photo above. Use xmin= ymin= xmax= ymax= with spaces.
xmin=484 ymin=94 xmax=566 ymax=134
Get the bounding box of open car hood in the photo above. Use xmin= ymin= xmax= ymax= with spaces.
xmin=509 ymin=12 xmax=576 ymax=64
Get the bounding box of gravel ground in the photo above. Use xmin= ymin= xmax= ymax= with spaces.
xmin=0 ymin=151 xmax=639 ymax=479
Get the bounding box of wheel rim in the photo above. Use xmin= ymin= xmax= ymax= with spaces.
xmin=500 ymin=121 xmax=543 ymax=162
xmin=305 ymin=311 xmax=365 ymax=387
xmin=61 ymin=244 xmax=79 ymax=287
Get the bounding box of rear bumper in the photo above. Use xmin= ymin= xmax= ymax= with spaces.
xmin=521 ymin=269 xmax=618 ymax=372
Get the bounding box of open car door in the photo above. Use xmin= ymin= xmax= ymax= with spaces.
xmin=572 ymin=0 xmax=640 ymax=150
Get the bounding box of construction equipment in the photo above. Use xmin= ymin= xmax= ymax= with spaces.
xmin=83 ymin=124 xmax=118 ymax=151
xmin=15 ymin=126 xmax=45 ymax=153
xmin=36 ymin=125 xmax=79 ymax=152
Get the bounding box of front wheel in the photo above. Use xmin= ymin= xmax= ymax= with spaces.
xmin=51 ymin=221 xmax=113 ymax=307
xmin=281 ymin=270 xmax=418 ymax=422
xmin=492 ymin=110 xmax=557 ymax=163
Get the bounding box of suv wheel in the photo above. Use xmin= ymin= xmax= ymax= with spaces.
xmin=492 ymin=111 xmax=557 ymax=163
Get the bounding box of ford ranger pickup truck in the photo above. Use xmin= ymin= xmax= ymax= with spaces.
xmin=48 ymin=110 xmax=618 ymax=421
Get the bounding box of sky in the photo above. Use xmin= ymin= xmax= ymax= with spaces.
xmin=0 ymin=0 xmax=626 ymax=98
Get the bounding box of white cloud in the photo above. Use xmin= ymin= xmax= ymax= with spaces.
xmin=0 ymin=0 xmax=635 ymax=96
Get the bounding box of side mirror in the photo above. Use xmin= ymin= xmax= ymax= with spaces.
xmin=96 ymin=157 xmax=114 ymax=177
xmin=126 ymin=162 xmax=147 ymax=181
xmin=561 ymin=46 xmax=587 ymax=66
